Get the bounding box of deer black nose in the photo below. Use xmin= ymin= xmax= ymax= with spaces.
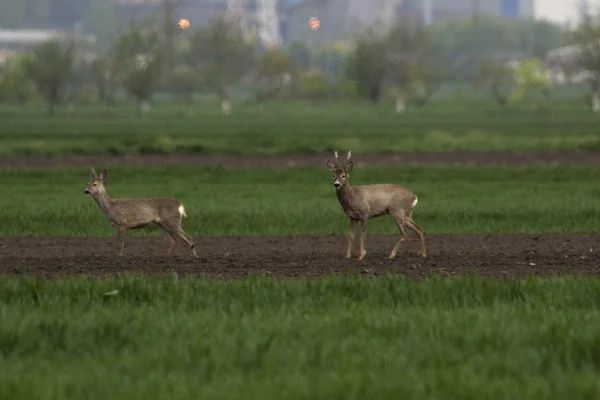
xmin=84 ymin=189 xmax=90 ymax=194
xmin=334 ymin=182 xmax=341 ymax=188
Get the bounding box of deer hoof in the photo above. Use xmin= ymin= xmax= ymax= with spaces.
xmin=419 ymin=251 xmax=427 ymax=258
xmin=388 ymin=253 xmax=396 ymax=259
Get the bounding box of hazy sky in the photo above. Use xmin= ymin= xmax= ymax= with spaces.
xmin=535 ymin=0 xmax=597 ymax=24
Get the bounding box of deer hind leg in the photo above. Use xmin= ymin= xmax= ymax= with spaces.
xmin=155 ymin=222 xmax=176 ymax=255
xmin=162 ymin=221 xmax=198 ymax=258
xmin=405 ymin=218 xmax=426 ymax=258
xmin=176 ymin=228 xmax=198 ymax=258
xmin=346 ymin=219 xmax=358 ymax=259
xmin=389 ymin=215 xmax=408 ymax=259
xmin=358 ymin=218 xmax=369 ymax=261
xmin=165 ymin=232 xmax=178 ymax=255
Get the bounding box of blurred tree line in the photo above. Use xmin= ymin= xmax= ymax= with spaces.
xmin=2 ymin=5 xmax=600 ymax=114
xmin=571 ymin=7 xmax=600 ymax=112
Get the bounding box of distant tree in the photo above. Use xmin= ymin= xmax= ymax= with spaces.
xmin=297 ymin=68 xmax=330 ymax=102
xmin=64 ymin=56 xmax=95 ymax=107
xmin=91 ymin=55 xmax=119 ymax=108
xmin=429 ymin=16 xmax=520 ymax=81
xmin=345 ymin=32 xmax=387 ymax=103
xmin=0 ymin=55 xmax=38 ymax=105
xmin=286 ymin=40 xmax=312 ymax=70
xmin=113 ymin=18 xmax=164 ymax=114
xmin=474 ymin=58 xmax=516 ymax=107
xmin=513 ymin=20 xmax=568 ymax=58
xmin=385 ymin=22 xmax=443 ymax=113
xmin=27 ymin=40 xmax=75 ymax=114
xmin=169 ymin=65 xmax=199 ymax=103
xmin=152 ymin=0 xmax=185 ymax=92
xmin=346 ymin=22 xmax=442 ymax=110
xmin=511 ymin=58 xmax=552 ymax=106
xmin=313 ymin=43 xmax=349 ymax=80
xmin=573 ymin=11 xmax=600 ymax=112
xmin=188 ymin=13 xmax=255 ymax=114
xmin=253 ymin=48 xmax=296 ymax=105
xmin=431 ymin=17 xmax=565 ymax=84
xmin=165 ymin=35 xmax=200 ymax=102
xmin=409 ymin=63 xmax=445 ymax=108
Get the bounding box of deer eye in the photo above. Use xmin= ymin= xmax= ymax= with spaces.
xmin=342 ymin=175 xmax=346 ymax=179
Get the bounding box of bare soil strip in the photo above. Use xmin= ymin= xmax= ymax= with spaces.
xmin=2 ymin=151 xmax=600 ymax=169
xmin=1 ymin=233 xmax=598 ymax=279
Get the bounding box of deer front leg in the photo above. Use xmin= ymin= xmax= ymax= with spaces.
xmin=346 ymin=219 xmax=358 ymax=259
xmin=358 ymin=218 xmax=369 ymax=260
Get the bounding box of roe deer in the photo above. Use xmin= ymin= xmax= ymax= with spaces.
xmin=84 ymin=168 xmax=198 ymax=257
xmin=326 ymin=151 xmax=426 ymax=260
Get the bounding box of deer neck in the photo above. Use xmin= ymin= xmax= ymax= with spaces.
xmin=92 ymin=189 xmax=114 ymax=217
xmin=336 ymin=183 xmax=354 ymax=204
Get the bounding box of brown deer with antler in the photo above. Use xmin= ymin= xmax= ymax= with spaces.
xmin=326 ymin=151 xmax=426 ymax=260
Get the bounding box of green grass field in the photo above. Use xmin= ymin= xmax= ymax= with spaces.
xmin=1 ymin=275 xmax=600 ymax=399
xmin=2 ymin=101 xmax=600 ymax=156
xmin=3 ymin=99 xmax=600 ymax=399
xmin=0 ymin=165 xmax=598 ymax=236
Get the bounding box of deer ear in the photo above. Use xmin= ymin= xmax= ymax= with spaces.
xmin=99 ymin=169 xmax=107 ymax=181
xmin=326 ymin=160 xmax=335 ymax=170
xmin=345 ymin=160 xmax=354 ymax=172
xmin=89 ymin=168 xmax=97 ymax=180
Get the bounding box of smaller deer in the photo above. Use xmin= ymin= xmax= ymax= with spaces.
xmin=84 ymin=168 xmax=198 ymax=257
xmin=326 ymin=151 xmax=426 ymax=260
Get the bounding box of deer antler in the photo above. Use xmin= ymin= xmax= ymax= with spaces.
xmin=332 ymin=150 xmax=352 ymax=167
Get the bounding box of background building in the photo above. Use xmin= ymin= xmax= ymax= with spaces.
xmin=394 ymin=0 xmax=534 ymax=25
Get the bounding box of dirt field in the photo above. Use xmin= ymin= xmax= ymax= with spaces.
xmin=2 ymin=151 xmax=600 ymax=169
xmin=1 ymin=233 xmax=599 ymax=279
xmin=2 ymin=152 xmax=599 ymax=279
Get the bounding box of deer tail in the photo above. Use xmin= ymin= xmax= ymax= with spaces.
xmin=178 ymin=204 xmax=188 ymax=218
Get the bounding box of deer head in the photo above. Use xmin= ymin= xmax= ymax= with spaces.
xmin=326 ymin=150 xmax=353 ymax=190
xmin=85 ymin=168 xmax=107 ymax=196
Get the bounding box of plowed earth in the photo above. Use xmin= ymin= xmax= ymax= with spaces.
xmin=1 ymin=234 xmax=599 ymax=279
xmin=2 ymin=152 xmax=599 ymax=279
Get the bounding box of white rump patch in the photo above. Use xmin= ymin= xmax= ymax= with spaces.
xmin=178 ymin=205 xmax=185 ymax=216
xmin=412 ymin=198 xmax=418 ymax=207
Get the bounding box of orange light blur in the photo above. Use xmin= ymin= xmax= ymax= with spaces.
xmin=309 ymin=17 xmax=320 ymax=31
xmin=178 ymin=18 xmax=190 ymax=29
